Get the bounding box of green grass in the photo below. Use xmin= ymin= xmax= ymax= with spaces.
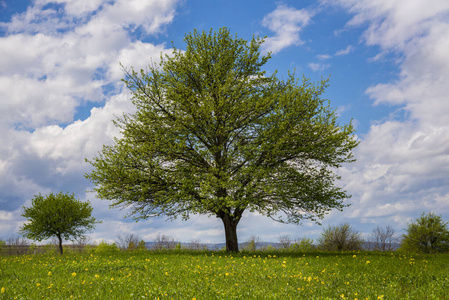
xmin=1 ymin=250 xmax=448 ymax=299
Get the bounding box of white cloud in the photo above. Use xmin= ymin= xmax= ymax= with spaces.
xmin=308 ymin=62 xmax=330 ymax=72
xmin=335 ymin=45 xmax=354 ymax=56
xmin=340 ymin=0 xmax=449 ymax=51
xmin=109 ymin=41 xmax=171 ymax=81
xmin=261 ymin=4 xmax=314 ymax=54
xmin=317 ymin=54 xmax=332 ymax=60
xmin=0 ymin=0 xmax=180 ymax=240
xmin=0 ymin=0 xmax=180 ymax=129
xmin=85 ymin=0 xmax=178 ymax=36
xmin=307 ymin=0 xmax=449 ymax=234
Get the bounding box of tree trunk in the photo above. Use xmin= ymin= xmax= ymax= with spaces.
xmin=57 ymin=234 xmax=63 ymax=255
xmin=221 ymin=214 xmax=240 ymax=252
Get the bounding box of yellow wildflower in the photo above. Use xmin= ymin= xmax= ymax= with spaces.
xmin=1 ymin=287 xmax=5 ymax=293
xmin=366 ymin=261 xmax=370 ymax=264
xmin=72 ymin=272 xmax=77 ymax=277
xmin=48 ymin=271 xmax=52 ymax=276
xmin=95 ymin=274 xmax=100 ymax=279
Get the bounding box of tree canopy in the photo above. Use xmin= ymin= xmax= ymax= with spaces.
xmin=20 ymin=192 xmax=99 ymax=254
xmin=86 ymin=27 xmax=358 ymax=252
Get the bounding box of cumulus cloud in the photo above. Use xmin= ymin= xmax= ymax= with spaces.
xmin=261 ymin=3 xmax=314 ymax=54
xmin=0 ymin=0 xmax=180 ymax=239
xmin=330 ymin=0 xmax=449 ymax=228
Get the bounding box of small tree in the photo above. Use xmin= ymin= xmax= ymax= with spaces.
xmin=371 ymin=225 xmax=397 ymax=251
xmin=20 ymin=192 xmax=100 ymax=254
xmin=115 ymin=233 xmax=141 ymax=251
xmin=152 ymin=234 xmax=177 ymax=250
xmin=401 ymin=212 xmax=449 ymax=253
xmin=317 ymin=223 xmax=364 ymax=251
xmin=278 ymin=234 xmax=292 ymax=250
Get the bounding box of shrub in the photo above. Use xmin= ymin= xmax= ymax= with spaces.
xmin=317 ymin=223 xmax=364 ymax=251
xmin=243 ymin=235 xmax=261 ymax=252
xmin=136 ymin=240 xmax=147 ymax=251
xmin=95 ymin=241 xmax=119 ymax=253
xmin=291 ymin=237 xmax=315 ymax=252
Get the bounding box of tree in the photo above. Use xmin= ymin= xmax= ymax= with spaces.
xmin=401 ymin=212 xmax=449 ymax=253
xmin=115 ymin=232 xmax=141 ymax=251
xmin=86 ymin=28 xmax=358 ymax=252
xmin=278 ymin=234 xmax=292 ymax=249
xmin=20 ymin=192 xmax=100 ymax=254
xmin=152 ymin=234 xmax=177 ymax=250
xmin=317 ymin=223 xmax=364 ymax=251
xmin=370 ymin=225 xmax=397 ymax=251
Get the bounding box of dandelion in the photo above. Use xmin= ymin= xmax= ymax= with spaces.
xmin=95 ymin=274 xmax=99 ymax=279
xmin=36 ymin=283 xmax=41 ymax=287
xmin=366 ymin=261 xmax=370 ymax=264
xmin=353 ymin=255 xmax=357 ymax=258
xmin=377 ymin=296 xmax=384 ymax=300
xmin=111 ymin=277 xmax=114 ymax=281
xmin=72 ymin=272 xmax=77 ymax=277
xmin=1 ymin=287 xmax=5 ymax=293
xmin=340 ymin=294 xmax=346 ymax=299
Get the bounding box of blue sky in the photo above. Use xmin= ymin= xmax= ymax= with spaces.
xmin=1 ymin=0 xmax=449 ymax=245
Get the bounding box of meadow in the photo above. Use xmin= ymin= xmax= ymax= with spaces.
xmin=1 ymin=250 xmax=448 ymax=299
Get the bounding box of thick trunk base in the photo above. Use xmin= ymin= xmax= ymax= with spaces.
xmin=222 ymin=214 xmax=239 ymax=252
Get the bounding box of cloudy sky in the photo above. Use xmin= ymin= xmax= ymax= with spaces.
xmin=1 ymin=0 xmax=449 ymax=245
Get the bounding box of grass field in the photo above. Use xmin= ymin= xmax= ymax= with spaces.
xmin=1 ymin=250 xmax=448 ymax=299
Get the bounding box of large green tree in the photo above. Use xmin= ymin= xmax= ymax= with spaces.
xmin=86 ymin=28 xmax=358 ymax=252
xmin=20 ymin=192 xmax=99 ymax=254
